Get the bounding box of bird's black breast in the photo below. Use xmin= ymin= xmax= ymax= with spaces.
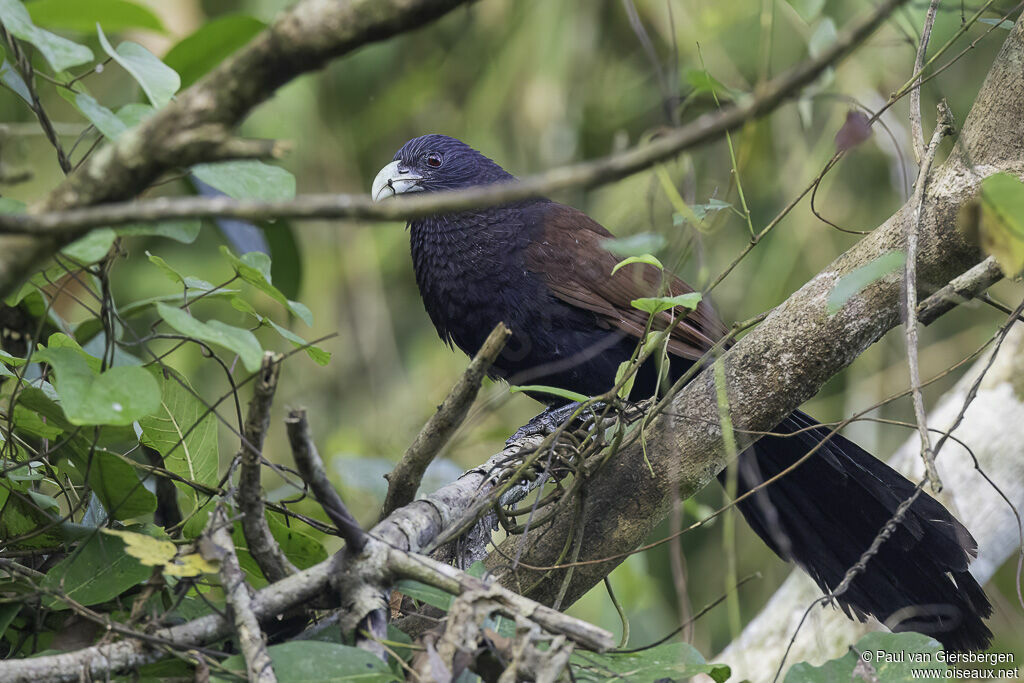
xmin=408 ymin=202 xmax=659 ymax=400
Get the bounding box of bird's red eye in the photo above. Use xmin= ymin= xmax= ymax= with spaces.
xmin=425 ymin=153 xmax=443 ymax=168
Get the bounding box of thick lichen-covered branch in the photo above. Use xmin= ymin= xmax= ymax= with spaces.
xmin=382 ymin=322 xmax=511 ymax=517
xmin=489 ymin=15 xmax=1024 ymax=609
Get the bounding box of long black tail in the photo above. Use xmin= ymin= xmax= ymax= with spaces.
xmin=726 ymin=410 xmax=992 ymax=651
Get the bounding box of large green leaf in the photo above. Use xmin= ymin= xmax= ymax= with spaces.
xmin=215 ymin=641 xmax=396 ymax=683
xmin=138 ymin=368 xmax=219 ymax=529
xmin=155 ymin=302 xmax=263 ymax=372
xmin=0 ymin=0 xmax=93 ymax=71
xmin=163 ymin=14 xmax=265 ymax=89
xmin=34 ymin=343 xmax=160 ymax=426
xmin=27 ymin=0 xmax=166 ymax=34
xmin=571 ymin=642 xmax=730 ymax=682
xmin=784 ymin=631 xmax=946 ymax=682
xmin=97 ymin=25 xmax=179 ymax=108
xmin=192 ymin=160 xmax=296 ymax=201
xmin=40 ymin=531 xmax=151 ymax=609
xmin=70 ymin=450 xmax=156 ymax=521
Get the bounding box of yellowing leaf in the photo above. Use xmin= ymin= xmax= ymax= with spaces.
xmin=102 ymin=528 xmax=175 ymax=566
xmin=164 ymin=552 xmax=218 ymax=577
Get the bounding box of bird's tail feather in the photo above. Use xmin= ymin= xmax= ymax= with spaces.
xmin=727 ymin=409 xmax=992 ymax=652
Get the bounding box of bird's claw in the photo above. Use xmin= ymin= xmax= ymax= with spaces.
xmin=506 ymin=401 xmax=598 ymax=445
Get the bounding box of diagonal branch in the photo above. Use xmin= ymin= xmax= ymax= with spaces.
xmin=904 ymin=101 xmax=956 ymax=493
xmin=0 ymin=0 xmax=908 ymax=263
xmin=382 ymin=322 xmax=511 ymax=517
xmin=237 ymin=352 xmax=297 ymax=583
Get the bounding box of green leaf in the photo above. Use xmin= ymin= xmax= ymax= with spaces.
xmin=0 ymin=0 xmax=93 ymax=71
xmin=601 ymin=233 xmax=667 ymax=258
xmin=979 ymin=172 xmax=1024 ymax=276
xmin=74 ymin=92 xmax=127 ymax=140
xmin=28 ymin=0 xmax=166 ymax=34
xmin=614 ymin=359 xmax=637 ymax=400
xmin=117 ymin=220 xmax=201 ymax=243
xmin=216 ymin=641 xmax=396 ymax=683
xmin=0 ymin=481 xmax=66 ymax=547
xmin=265 ymin=318 xmax=331 ymax=365
xmin=784 ymin=0 xmax=825 ymax=22
xmin=685 ymin=69 xmax=735 ymax=98
xmin=147 ymin=252 xmax=185 ymax=284
xmin=220 ymin=247 xmax=312 ymax=325
xmin=61 ymin=227 xmax=116 ymax=264
xmin=193 ymin=160 xmax=295 ymax=201
xmin=0 ymin=349 xmax=27 ymax=367
xmin=97 ymin=25 xmax=179 ymax=108
xmin=509 ymin=385 xmax=589 ymax=403
xmin=611 ymin=254 xmax=663 ymax=276
xmin=41 ymin=531 xmax=151 ymax=609
xmin=116 ymin=102 xmax=155 ymax=128
xmin=155 ymin=302 xmax=263 ymax=372
xmin=139 ymin=368 xmax=219 ymax=531
xmin=395 ymin=578 xmax=453 ymax=611
xmin=163 ymin=14 xmax=266 ymax=89
xmin=0 ymin=197 xmax=26 ymax=214
xmin=266 ymin=220 xmax=303 ymax=300
xmin=233 ymin=511 xmax=327 ymax=585
xmin=690 ymin=198 xmax=733 ymax=221
xmin=978 ymin=18 xmax=1014 ymax=29
xmin=0 ymin=59 xmax=32 ymax=104
xmin=784 ymin=631 xmax=946 ymax=682
xmin=34 ymin=345 xmax=160 ymax=426
xmin=74 ymin=450 xmax=157 ymax=520
xmin=571 ymin=642 xmax=730 ymax=683
xmin=827 ymin=250 xmax=905 ymax=315
xmin=0 ymin=603 xmax=19 ymax=640
xmin=631 ymin=292 xmax=703 ymax=315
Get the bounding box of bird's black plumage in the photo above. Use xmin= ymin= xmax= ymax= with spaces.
xmin=378 ymin=133 xmax=993 ymax=651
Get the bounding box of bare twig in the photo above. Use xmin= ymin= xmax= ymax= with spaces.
xmin=204 ymin=503 xmax=277 ymax=683
xmin=286 ymin=408 xmax=368 ymax=554
xmin=905 ymin=101 xmax=956 ymax=493
xmin=238 ymin=352 xmax=296 ymax=582
xmin=382 ymin=323 xmax=511 ymax=517
xmin=0 ymin=0 xmax=908 ymax=257
xmin=917 ymin=256 xmax=1004 ymax=325
xmin=910 ymin=1 xmax=941 ymax=163
xmin=387 ymin=550 xmax=614 ymax=652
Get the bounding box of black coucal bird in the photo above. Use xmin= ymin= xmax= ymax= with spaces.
xmin=371 ymin=134 xmax=992 ymax=651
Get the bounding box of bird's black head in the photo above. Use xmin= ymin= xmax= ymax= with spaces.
xmin=371 ymin=134 xmax=514 ymax=201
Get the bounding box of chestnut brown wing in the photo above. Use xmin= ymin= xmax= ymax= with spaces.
xmin=525 ymin=203 xmax=727 ymax=360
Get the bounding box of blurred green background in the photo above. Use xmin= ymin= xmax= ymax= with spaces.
xmin=3 ymin=0 xmax=1022 ymax=660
